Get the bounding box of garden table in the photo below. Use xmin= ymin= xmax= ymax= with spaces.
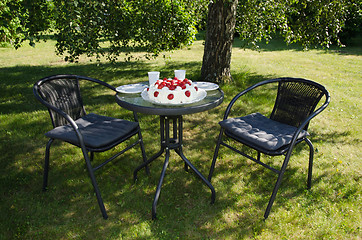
xmin=115 ymin=83 xmax=224 ymax=219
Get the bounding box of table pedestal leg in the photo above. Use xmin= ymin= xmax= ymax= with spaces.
xmin=134 ymin=115 xmax=215 ymax=219
xmin=152 ymin=148 xmax=170 ymax=219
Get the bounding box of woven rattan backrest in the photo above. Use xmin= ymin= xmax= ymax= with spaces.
xmin=270 ymin=79 xmax=324 ymax=130
xmin=38 ymin=77 xmax=86 ymax=127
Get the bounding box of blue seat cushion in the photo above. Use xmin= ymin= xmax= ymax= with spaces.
xmin=219 ymin=113 xmax=308 ymax=151
xmin=45 ymin=113 xmax=139 ymax=149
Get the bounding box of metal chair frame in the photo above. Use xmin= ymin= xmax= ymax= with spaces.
xmin=34 ymin=74 xmax=148 ymax=219
xmin=208 ymin=77 xmax=330 ymax=219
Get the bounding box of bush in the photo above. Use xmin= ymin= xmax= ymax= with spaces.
xmin=339 ymin=0 xmax=362 ymax=45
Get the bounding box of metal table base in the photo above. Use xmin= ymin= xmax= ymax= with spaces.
xmin=133 ymin=115 xmax=216 ymax=219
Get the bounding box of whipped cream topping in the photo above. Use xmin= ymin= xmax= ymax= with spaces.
xmin=147 ymin=78 xmax=199 ymax=104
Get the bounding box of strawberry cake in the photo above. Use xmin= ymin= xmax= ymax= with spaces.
xmin=145 ymin=77 xmax=203 ymax=104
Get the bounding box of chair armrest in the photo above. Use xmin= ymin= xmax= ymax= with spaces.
xmin=223 ymin=79 xmax=280 ymax=120
xmin=76 ymin=75 xmax=117 ymax=92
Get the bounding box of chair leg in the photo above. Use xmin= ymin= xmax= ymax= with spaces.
xmin=264 ymin=153 xmax=292 ymax=219
xmin=208 ymin=129 xmax=224 ymax=182
xmin=133 ymin=112 xmax=150 ymax=175
xmin=137 ymin=127 xmax=150 ymax=175
xmin=264 ymin=174 xmax=282 ymax=219
xmin=81 ymin=148 xmax=108 ymax=219
xmin=305 ymin=138 xmax=314 ymax=189
xmin=43 ymin=139 xmax=54 ymax=191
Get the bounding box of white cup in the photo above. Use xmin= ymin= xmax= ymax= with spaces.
xmin=174 ymin=70 xmax=186 ymax=80
xmin=148 ymin=71 xmax=160 ymax=85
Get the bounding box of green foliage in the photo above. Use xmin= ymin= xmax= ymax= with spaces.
xmin=287 ymin=0 xmax=347 ymax=48
xmin=339 ymin=0 xmax=362 ymax=43
xmin=52 ymin=0 xmax=209 ymax=62
xmin=0 ymin=0 xmax=51 ymax=47
xmin=0 ymin=0 xmax=22 ymax=45
xmin=236 ymin=0 xmax=289 ymax=47
xmin=1 ymin=0 xmax=360 ymax=61
xmin=236 ymin=0 xmax=359 ymax=49
xmin=1 ymin=0 xmax=208 ymax=62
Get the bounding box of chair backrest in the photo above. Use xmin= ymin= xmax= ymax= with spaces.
xmin=270 ymin=78 xmax=327 ymax=130
xmin=34 ymin=75 xmax=86 ymax=127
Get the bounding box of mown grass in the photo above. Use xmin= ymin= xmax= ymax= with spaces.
xmin=0 ymin=35 xmax=361 ymax=239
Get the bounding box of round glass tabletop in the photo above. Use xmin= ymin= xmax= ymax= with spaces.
xmin=115 ymin=85 xmax=224 ymax=116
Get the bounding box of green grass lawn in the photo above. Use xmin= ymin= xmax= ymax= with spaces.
xmin=0 ymin=35 xmax=361 ymax=239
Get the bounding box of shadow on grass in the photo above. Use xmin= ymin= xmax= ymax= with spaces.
xmin=0 ymin=60 xmax=204 ymax=115
xmin=232 ymin=34 xmax=362 ymax=56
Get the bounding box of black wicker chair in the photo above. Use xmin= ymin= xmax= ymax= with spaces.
xmin=33 ymin=74 xmax=148 ymax=219
xmin=208 ymin=77 xmax=330 ymax=219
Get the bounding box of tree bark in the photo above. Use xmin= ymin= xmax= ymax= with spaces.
xmin=201 ymin=0 xmax=238 ymax=83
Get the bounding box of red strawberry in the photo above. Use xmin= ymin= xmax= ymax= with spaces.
xmin=182 ymin=79 xmax=191 ymax=85
xmin=169 ymin=85 xmax=176 ymax=90
xmin=147 ymin=88 xmax=149 ymax=91
xmin=163 ymin=77 xmax=168 ymax=81
xmin=154 ymin=91 xmax=159 ymax=97
xmin=168 ymin=94 xmax=174 ymax=100
xmin=194 ymin=86 xmax=198 ymax=91
xmin=158 ymin=82 xmax=166 ymax=89
xmin=185 ymin=90 xmax=191 ymax=97
xmin=179 ymin=83 xmax=186 ymax=89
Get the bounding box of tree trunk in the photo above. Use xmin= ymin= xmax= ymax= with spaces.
xmin=201 ymin=0 xmax=238 ymax=83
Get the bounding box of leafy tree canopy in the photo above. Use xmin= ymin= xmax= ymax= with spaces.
xmin=1 ymin=0 xmax=360 ymax=62
xmin=0 ymin=0 xmax=51 ymax=47
xmin=236 ymin=0 xmax=361 ymax=49
xmin=52 ymin=0 xmax=208 ymax=61
xmin=1 ymin=0 xmax=208 ymax=61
